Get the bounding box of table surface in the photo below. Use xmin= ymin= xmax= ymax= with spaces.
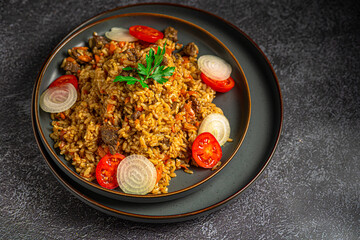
xmin=1 ymin=0 xmax=359 ymax=239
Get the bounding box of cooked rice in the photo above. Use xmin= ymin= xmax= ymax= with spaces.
xmin=49 ymin=32 xmax=223 ymax=194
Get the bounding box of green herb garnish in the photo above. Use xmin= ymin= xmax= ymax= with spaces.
xmin=114 ymin=42 xmax=175 ymax=88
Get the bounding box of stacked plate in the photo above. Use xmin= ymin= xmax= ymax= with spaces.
xmin=31 ymin=3 xmax=282 ymax=223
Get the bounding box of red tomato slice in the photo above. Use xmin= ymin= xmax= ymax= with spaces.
xmin=95 ymin=153 xmax=125 ymax=189
xmin=129 ymin=25 xmax=164 ymax=43
xmin=200 ymin=73 xmax=235 ymax=93
xmin=192 ymin=132 xmax=222 ymax=168
xmin=49 ymin=75 xmax=78 ymax=90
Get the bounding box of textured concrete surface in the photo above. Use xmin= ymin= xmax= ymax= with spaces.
xmin=1 ymin=0 xmax=359 ymax=239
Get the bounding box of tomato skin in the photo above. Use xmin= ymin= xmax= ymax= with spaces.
xmin=129 ymin=25 xmax=164 ymax=43
xmin=192 ymin=132 xmax=222 ymax=168
xmin=49 ymin=75 xmax=78 ymax=90
xmin=200 ymin=73 xmax=235 ymax=93
xmin=95 ymin=153 xmax=125 ymax=189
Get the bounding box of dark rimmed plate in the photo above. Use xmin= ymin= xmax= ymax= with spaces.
xmin=33 ymin=13 xmax=251 ymax=203
xmin=31 ymin=3 xmax=282 ymax=222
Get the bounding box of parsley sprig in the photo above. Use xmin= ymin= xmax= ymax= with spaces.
xmin=114 ymin=42 xmax=175 ymax=88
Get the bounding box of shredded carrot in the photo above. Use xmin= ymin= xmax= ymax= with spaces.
xmin=180 ymin=89 xmax=186 ymax=96
xmin=187 ymin=90 xmax=197 ymax=96
xmin=78 ymin=55 xmax=92 ymax=62
xmin=94 ymin=54 xmax=100 ymax=64
xmin=100 ymin=52 xmax=104 ymax=56
xmin=169 ymin=72 xmax=177 ymax=81
xmin=156 ymin=165 xmax=163 ymax=184
xmin=165 ymin=48 xmax=174 ymax=56
xmin=107 ymin=104 xmax=114 ymax=113
xmin=118 ymin=41 xmax=126 ymax=48
xmin=124 ymin=116 xmax=128 ymax=122
xmin=180 ymin=164 xmax=189 ymax=170
xmin=184 ymin=101 xmax=195 ymax=120
xmin=183 ymin=123 xmax=197 ymax=131
xmin=60 ymin=112 xmax=66 ymax=120
xmin=182 ymin=56 xmax=189 ymax=63
xmin=124 ymin=97 xmax=130 ymax=104
xmin=74 ymin=47 xmax=88 ymax=50
xmin=135 ymin=119 xmax=140 ymax=125
xmin=175 ymin=114 xmax=183 ymax=121
xmin=109 ymin=42 xmax=116 ymax=54
xmin=136 ymin=106 xmax=143 ymax=111
xmin=66 ymin=57 xmax=76 ymax=62
xmin=195 ymin=121 xmax=200 ymax=127
xmin=59 ymin=130 xmax=66 ymax=140
xmin=171 ymin=125 xmax=176 ymax=133
xmin=104 ymin=43 xmax=110 ymax=49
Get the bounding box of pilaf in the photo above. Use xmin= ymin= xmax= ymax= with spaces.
xmin=48 ymin=26 xmax=227 ymax=194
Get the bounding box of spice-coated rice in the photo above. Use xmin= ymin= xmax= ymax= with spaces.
xmin=49 ymin=31 xmax=223 ymax=194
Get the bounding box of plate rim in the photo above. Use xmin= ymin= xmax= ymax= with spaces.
xmin=33 ymin=12 xmax=251 ymax=201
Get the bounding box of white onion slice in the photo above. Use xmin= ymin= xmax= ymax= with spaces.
xmin=198 ymin=113 xmax=230 ymax=146
xmin=105 ymin=27 xmax=138 ymax=42
xmin=116 ymin=154 xmax=157 ymax=195
xmin=39 ymin=83 xmax=77 ymax=113
xmin=198 ymin=55 xmax=232 ymax=80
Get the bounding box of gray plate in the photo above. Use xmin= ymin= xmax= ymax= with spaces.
xmin=33 ymin=13 xmax=251 ymax=203
xmin=31 ymin=3 xmax=282 ymax=222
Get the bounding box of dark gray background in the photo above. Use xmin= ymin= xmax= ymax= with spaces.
xmin=1 ymin=0 xmax=359 ymax=239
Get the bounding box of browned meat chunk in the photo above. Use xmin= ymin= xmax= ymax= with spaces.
xmin=126 ymin=48 xmax=138 ymax=62
xmin=183 ymin=42 xmax=199 ymax=57
xmin=164 ymin=27 xmax=178 ymax=42
xmin=62 ymin=58 xmax=80 ymax=74
xmin=89 ymin=32 xmax=109 ymax=49
xmin=190 ymin=95 xmax=201 ymax=117
xmin=100 ymin=125 xmax=119 ymax=154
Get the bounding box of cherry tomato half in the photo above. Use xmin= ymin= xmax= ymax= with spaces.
xmin=192 ymin=132 xmax=222 ymax=168
xmin=49 ymin=75 xmax=78 ymax=90
xmin=129 ymin=25 xmax=164 ymax=43
xmin=200 ymin=73 xmax=235 ymax=93
xmin=95 ymin=153 xmax=125 ymax=189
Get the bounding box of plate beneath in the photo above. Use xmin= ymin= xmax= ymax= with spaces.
xmin=31 ymin=3 xmax=282 ymax=223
